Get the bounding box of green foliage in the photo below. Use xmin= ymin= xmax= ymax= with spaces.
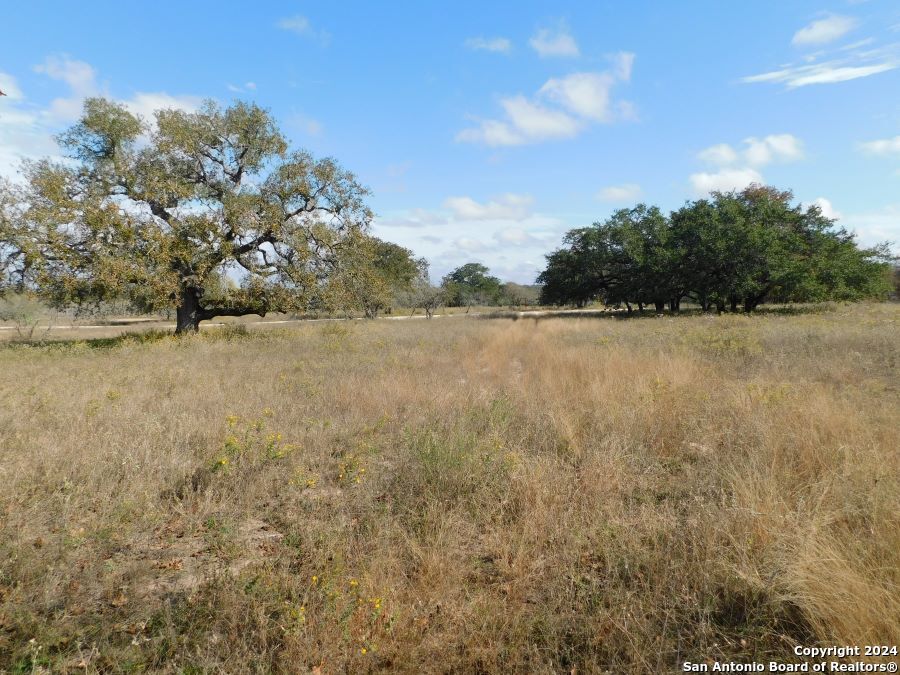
xmin=398 ymin=273 xmax=443 ymax=318
xmin=330 ymin=237 xmax=426 ymax=318
xmin=498 ymin=282 xmax=541 ymax=307
xmin=0 ymin=292 xmax=50 ymax=341
xmin=2 ymin=98 xmax=376 ymax=333
xmin=441 ymin=262 xmax=504 ymax=307
xmin=539 ymin=185 xmax=893 ymax=311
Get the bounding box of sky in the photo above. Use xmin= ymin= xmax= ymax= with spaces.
xmin=2 ymin=1 xmax=900 ymax=284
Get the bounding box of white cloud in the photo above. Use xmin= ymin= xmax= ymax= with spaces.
xmin=698 ymin=143 xmax=739 ymax=165
xmin=33 ymin=54 xmax=100 ymax=121
xmin=454 ymin=237 xmax=488 ymax=252
xmin=843 ymin=204 xmax=900 ymax=251
xmin=0 ymin=106 xmax=60 ymax=179
xmin=457 ymin=52 xmax=635 ymax=147
xmin=690 ymin=134 xmax=803 ymax=196
xmin=840 ymin=38 xmax=876 ymax=51
xmin=743 ymin=134 xmax=804 ymax=166
xmin=813 ymin=197 xmax=842 ymax=220
xmin=1 ymin=55 xmax=203 ymax=180
xmin=374 ymin=207 xmax=565 ymax=283
xmin=123 ymin=92 xmax=202 ymax=122
xmin=455 ymin=119 xmax=525 ymax=147
xmin=374 ymin=208 xmax=448 ymax=229
xmin=288 ymin=112 xmax=323 ymax=137
xmin=443 ymin=193 xmax=534 ymax=221
xmin=697 ymin=135 xmax=803 ymax=168
xmin=689 ymin=168 xmax=764 ymax=195
xmin=276 ymin=15 xmax=330 ymax=44
xmin=529 ymin=22 xmax=579 ymax=58
xmin=539 ymin=72 xmax=616 ymax=121
xmin=227 ymin=81 xmax=257 ymax=93
xmin=0 ymin=72 xmax=24 ymax=100
xmin=792 ymin=14 xmax=858 ymax=47
xmin=34 ymin=54 xmax=97 ymax=94
xmin=859 ymin=135 xmax=900 ymax=155
xmin=456 ymin=98 xmax=581 ymax=147
xmin=464 ymin=37 xmax=512 ymax=54
xmin=494 ymin=227 xmax=541 ymax=246
xmin=744 ymin=38 xmax=900 ymax=89
xmin=613 ymin=52 xmax=636 ymax=81
xmin=597 ymin=183 xmax=641 ymax=202
xmin=277 ymin=15 xmax=310 ymax=34
xmin=501 ymin=96 xmax=581 ymax=139
xmin=761 ymin=62 xmax=895 ymax=87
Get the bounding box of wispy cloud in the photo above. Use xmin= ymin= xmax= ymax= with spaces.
xmin=843 ymin=203 xmax=900 ymax=251
xmin=743 ymin=60 xmax=896 ymax=87
xmin=277 ymin=15 xmax=330 ymax=45
xmin=0 ymin=72 xmax=24 ymax=100
xmin=697 ymin=143 xmax=739 ymax=165
xmin=227 ymin=82 xmax=257 ymax=93
xmin=443 ymin=193 xmax=534 ymax=221
xmin=457 ymin=52 xmax=635 ymax=147
xmin=33 ymin=54 xmax=101 ymax=121
xmin=597 ymin=183 xmax=641 ymax=202
xmin=0 ymin=55 xmax=202 ymax=179
xmin=744 ymin=31 xmax=899 ymax=88
xmin=464 ymin=37 xmax=512 ymax=54
xmin=529 ymin=21 xmax=579 ymax=58
xmin=859 ymin=135 xmax=900 ymax=155
xmin=287 ymin=112 xmax=323 ymax=137
xmin=792 ymin=14 xmax=859 ymax=47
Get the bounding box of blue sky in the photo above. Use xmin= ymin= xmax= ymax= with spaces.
xmin=2 ymin=1 xmax=899 ymax=283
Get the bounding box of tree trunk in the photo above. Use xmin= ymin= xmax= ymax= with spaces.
xmin=743 ymin=291 xmax=767 ymax=313
xmin=654 ymin=300 xmax=665 ymax=313
xmin=175 ymin=288 xmax=205 ymax=334
xmin=730 ymin=297 xmax=739 ymax=312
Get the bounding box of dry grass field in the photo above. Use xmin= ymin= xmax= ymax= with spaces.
xmin=0 ymin=304 xmax=898 ymax=673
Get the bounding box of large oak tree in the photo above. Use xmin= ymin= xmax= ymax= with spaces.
xmin=2 ymin=97 xmax=374 ymax=332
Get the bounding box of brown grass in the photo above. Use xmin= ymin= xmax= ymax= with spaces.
xmin=0 ymin=304 xmax=897 ymax=673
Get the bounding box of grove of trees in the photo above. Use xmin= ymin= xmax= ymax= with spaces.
xmin=441 ymin=263 xmax=540 ymax=308
xmin=538 ymin=186 xmax=893 ymax=312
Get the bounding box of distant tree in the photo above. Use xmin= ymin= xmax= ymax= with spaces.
xmin=0 ymin=292 xmax=51 ymax=341
xmin=409 ymin=279 xmax=444 ymax=319
xmin=441 ymin=262 xmax=503 ymax=307
xmin=500 ymin=282 xmax=541 ymax=307
xmin=2 ymin=97 xmax=373 ymax=333
xmin=333 ymin=236 xmax=427 ymax=318
xmin=396 ymin=261 xmax=443 ymax=318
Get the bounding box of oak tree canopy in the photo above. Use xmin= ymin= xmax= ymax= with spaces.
xmin=3 ymin=97 xmax=374 ymax=332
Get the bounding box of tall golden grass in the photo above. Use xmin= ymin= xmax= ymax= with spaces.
xmin=0 ymin=304 xmax=897 ymax=672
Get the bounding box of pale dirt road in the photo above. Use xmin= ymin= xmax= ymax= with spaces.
xmin=0 ymin=308 xmax=624 ymax=341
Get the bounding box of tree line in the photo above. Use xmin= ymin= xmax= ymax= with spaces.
xmin=538 ymin=186 xmax=893 ymax=313
xmin=1 ymin=98 xmax=894 ymax=335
